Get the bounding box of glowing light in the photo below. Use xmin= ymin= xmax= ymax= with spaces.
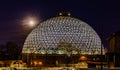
xmin=68 ymin=12 xmax=71 ymax=16
xmin=59 ymin=12 xmax=62 ymax=16
xmin=29 ymin=20 xmax=35 ymax=26
xmin=76 ymin=62 xmax=88 ymax=68
xmin=34 ymin=61 xmax=37 ymax=65
xmin=56 ymin=60 xmax=58 ymax=65
xmin=38 ymin=61 xmax=42 ymax=65
xmin=22 ymin=16 xmax=40 ymax=28
xmin=80 ymin=56 xmax=87 ymax=60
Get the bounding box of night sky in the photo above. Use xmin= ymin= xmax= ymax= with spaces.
xmin=0 ymin=0 xmax=120 ymax=49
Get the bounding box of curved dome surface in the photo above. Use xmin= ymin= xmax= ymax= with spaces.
xmin=22 ymin=16 xmax=103 ymax=55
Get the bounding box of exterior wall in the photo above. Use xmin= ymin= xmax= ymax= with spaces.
xmin=116 ymin=35 xmax=120 ymax=53
xmin=22 ymin=53 xmax=106 ymax=67
xmin=22 ymin=54 xmax=79 ymax=67
xmin=109 ymin=37 xmax=115 ymax=52
xmin=109 ymin=32 xmax=120 ymax=67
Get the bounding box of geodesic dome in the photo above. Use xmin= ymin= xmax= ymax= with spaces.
xmin=22 ymin=16 xmax=104 ymax=55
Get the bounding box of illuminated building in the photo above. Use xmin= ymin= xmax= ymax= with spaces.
xmin=22 ymin=13 xmax=105 ymax=67
xmin=108 ymin=31 xmax=120 ymax=67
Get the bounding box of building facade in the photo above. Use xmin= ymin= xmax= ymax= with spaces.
xmin=108 ymin=31 xmax=120 ymax=67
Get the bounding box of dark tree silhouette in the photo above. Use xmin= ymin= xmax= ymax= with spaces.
xmin=6 ymin=41 xmax=21 ymax=59
xmin=0 ymin=42 xmax=21 ymax=60
xmin=0 ymin=44 xmax=7 ymax=60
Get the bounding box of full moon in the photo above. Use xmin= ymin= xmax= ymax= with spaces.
xmin=28 ymin=20 xmax=35 ymax=27
xmin=22 ymin=16 xmax=40 ymax=28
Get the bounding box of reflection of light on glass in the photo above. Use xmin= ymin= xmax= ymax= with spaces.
xmin=27 ymin=49 xmax=31 ymax=53
xmin=57 ymin=50 xmax=64 ymax=54
xmin=48 ymin=50 xmax=53 ymax=54
xmin=95 ymin=51 xmax=99 ymax=54
xmin=40 ymin=50 xmax=46 ymax=54
xmin=72 ymin=50 xmax=78 ymax=54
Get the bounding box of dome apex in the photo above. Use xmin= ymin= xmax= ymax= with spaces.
xmin=58 ymin=12 xmax=71 ymax=17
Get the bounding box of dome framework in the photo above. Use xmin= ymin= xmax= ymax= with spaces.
xmin=22 ymin=16 xmax=104 ymax=55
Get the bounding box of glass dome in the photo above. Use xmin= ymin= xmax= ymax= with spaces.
xmin=22 ymin=16 xmax=104 ymax=55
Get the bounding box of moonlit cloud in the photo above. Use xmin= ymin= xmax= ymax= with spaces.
xmin=22 ymin=16 xmax=40 ymax=29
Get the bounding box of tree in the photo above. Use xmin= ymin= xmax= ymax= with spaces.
xmin=0 ymin=44 xmax=7 ymax=60
xmin=6 ymin=41 xmax=20 ymax=59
